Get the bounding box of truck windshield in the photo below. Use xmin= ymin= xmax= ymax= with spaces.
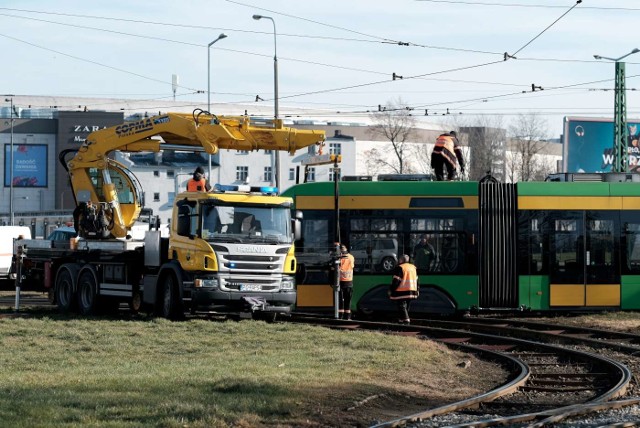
xmin=201 ymin=204 xmax=292 ymax=244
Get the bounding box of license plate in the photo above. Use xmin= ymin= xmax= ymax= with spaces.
xmin=240 ymin=284 xmax=261 ymax=291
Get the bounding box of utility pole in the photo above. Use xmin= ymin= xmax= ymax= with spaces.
xmin=594 ymin=48 xmax=640 ymax=172
xmin=4 ymin=96 xmax=15 ymax=225
xmin=614 ymin=61 xmax=628 ymax=172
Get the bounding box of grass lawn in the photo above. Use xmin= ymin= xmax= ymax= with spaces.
xmin=0 ymin=310 xmax=505 ymax=427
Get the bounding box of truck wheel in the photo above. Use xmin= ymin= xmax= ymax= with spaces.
xmin=129 ymin=289 xmax=142 ymax=314
xmin=159 ymin=274 xmax=182 ymax=320
xmin=77 ymin=269 xmax=98 ymax=316
xmin=55 ymin=266 xmax=77 ymax=313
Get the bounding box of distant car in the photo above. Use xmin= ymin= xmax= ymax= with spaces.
xmin=350 ymin=237 xmax=398 ymax=273
xmin=47 ymin=226 xmax=77 ymax=241
xmin=0 ymin=226 xmax=32 ymax=279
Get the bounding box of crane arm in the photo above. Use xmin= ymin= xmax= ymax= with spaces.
xmin=66 ymin=111 xmax=325 ymax=239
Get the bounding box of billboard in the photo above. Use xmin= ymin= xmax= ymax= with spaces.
xmin=4 ymin=144 xmax=48 ymax=187
xmin=563 ymin=117 xmax=640 ymax=173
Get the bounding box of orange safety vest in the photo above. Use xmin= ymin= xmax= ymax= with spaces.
xmin=390 ymin=263 xmax=418 ymax=300
xmin=433 ymin=134 xmax=458 ymax=167
xmin=339 ymin=253 xmax=354 ymax=282
xmin=187 ymin=178 xmax=207 ymax=192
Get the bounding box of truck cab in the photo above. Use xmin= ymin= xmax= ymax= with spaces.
xmin=142 ymin=185 xmax=299 ymax=318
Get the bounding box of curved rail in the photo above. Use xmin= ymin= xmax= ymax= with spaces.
xmin=369 ymin=341 xmax=530 ymax=428
xmin=290 ymin=316 xmax=632 ymax=427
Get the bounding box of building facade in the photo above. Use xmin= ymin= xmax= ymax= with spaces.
xmin=0 ymin=95 xmax=561 ymax=236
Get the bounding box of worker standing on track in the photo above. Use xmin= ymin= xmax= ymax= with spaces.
xmin=431 ymin=131 xmax=465 ymax=181
xmin=338 ymin=244 xmax=355 ymax=320
xmin=187 ymin=166 xmax=212 ymax=192
xmin=388 ymin=254 xmax=419 ymax=324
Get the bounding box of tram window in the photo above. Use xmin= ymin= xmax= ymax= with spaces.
xmin=410 ymin=233 xmax=437 ymax=272
xmin=556 ymin=219 xmax=577 ymax=232
xmin=301 ymin=218 xmax=331 ymax=254
xmin=371 ymin=218 xmax=397 ymax=231
xmin=349 ymin=233 xmax=401 ymax=274
xmin=350 ymin=218 xmax=397 ymax=232
xmin=518 ymin=212 xmax=545 ymax=275
xmin=410 ymin=217 xmax=463 ymax=231
xmin=410 ymin=216 xmax=468 ymax=274
xmin=529 ymin=216 xmax=546 ymax=274
xmin=625 ymin=222 xmax=640 ymax=272
xmin=350 ymin=218 xmax=368 ymax=231
xmin=552 ymin=225 xmax=581 ymax=279
xmin=589 ymin=220 xmax=614 ymax=267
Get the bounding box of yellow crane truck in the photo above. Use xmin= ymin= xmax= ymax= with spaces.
xmin=14 ymin=110 xmax=325 ymax=318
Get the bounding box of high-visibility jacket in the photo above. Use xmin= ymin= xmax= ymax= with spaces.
xmin=390 ymin=263 xmax=418 ymax=300
xmin=432 ymin=134 xmax=458 ymax=167
xmin=187 ymin=177 xmax=207 ymax=192
xmin=339 ymin=253 xmax=355 ymax=282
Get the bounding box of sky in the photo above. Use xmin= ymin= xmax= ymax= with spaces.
xmin=1 ymin=0 xmax=639 ymax=138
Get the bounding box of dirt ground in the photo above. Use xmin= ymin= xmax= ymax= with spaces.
xmin=286 ymin=311 xmax=640 ymax=427
xmin=283 ymin=341 xmax=510 ymax=428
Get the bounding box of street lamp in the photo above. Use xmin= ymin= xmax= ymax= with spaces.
xmin=594 ymin=48 xmax=640 ymax=173
xmin=207 ymin=33 xmax=227 ymax=181
xmin=253 ymin=14 xmax=280 ymax=189
xmin=4 ymin=96 xmax=14 ymax=225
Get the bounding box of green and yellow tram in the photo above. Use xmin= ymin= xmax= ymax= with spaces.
xmin=282 ymin=174 xmax=640 ymax=316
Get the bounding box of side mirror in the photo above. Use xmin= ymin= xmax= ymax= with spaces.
xmin=291 ymin=210 xmax=302 ymax=241
xmin=293 ymin=219 xmax=302 ymax=241
xmin=293 ymin=210 xmax=303 ymax=241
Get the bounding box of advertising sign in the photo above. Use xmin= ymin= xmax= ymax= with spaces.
xmin=563 ymin=117 xmax=640 ymax=173
xmin=4 ymin=144 xmax=48 ymax=187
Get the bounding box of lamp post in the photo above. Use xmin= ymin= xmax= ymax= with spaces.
xmin=207 ymin=33 xmax=227 ymax=181
xmin=594 ymin=48 xmax=640 ymax=173
xmin=253 ymin=14 xmax=280 ymax=189
xmin=4 ymin=96 xmax=14 ymax=225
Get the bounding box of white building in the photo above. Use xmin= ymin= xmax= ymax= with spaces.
xmin=0 ymin=95 xmax=561 ymax=233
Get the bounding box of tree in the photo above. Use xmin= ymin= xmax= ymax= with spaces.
xmin=448 ymin=115 xmax=506 ymax=181
xmin=367 ymin=99 xmax=417 ymax=174
xmin=507 ymin=113 xmax=554 ymax=182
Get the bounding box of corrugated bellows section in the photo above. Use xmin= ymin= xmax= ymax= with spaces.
xmin=478 ymin=176 xmax=518 ymax=308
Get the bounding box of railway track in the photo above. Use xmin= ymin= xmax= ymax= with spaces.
xmin=291 ymin=315 xmax=640 ymax=427
xmin=5 ymin=294 xmax=640 ymax=426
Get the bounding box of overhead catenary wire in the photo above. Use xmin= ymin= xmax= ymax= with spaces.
xmin=0 ymin=32 xmax=202 ymax=93
xmin=509 ymin=0 xmax=583 ymax=58
xmin=415 ymin=0 xmax=640 ymax=11
xmin=0 ymin=6 xmax=435 ymax=47
xmin=2 ymin=9 xmax=554 ymax=91
xmin=0 ymin=1 xmax=622 ymax=123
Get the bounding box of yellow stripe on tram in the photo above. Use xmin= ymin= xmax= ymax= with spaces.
xmin=296 ymin=195 xmax=478 ymax=210
xmin=519 ymin=196 xmax=631 ymax=210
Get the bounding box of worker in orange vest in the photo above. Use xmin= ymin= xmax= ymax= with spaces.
xmin=187 ymin=166 xmax=212 ymax=192
xmin=431 ymin=131 xmax=465 ymax=181
xmin=388 ymin=254 xmax=419 ymax=324
xmin=338 ymin=244 xmax=355 ymax=320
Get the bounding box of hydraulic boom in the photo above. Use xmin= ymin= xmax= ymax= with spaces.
xmin=63 ymin=110 xmax=325 ymax=238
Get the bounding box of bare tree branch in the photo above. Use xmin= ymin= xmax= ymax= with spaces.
xmin=507 ymin=113 xmax=554 ymax=181
xmin=367 ymin=98 xmax=417 ymax=174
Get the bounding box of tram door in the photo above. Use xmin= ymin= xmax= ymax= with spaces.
xmin=549 ymin=211 xmax=619 ymax=307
